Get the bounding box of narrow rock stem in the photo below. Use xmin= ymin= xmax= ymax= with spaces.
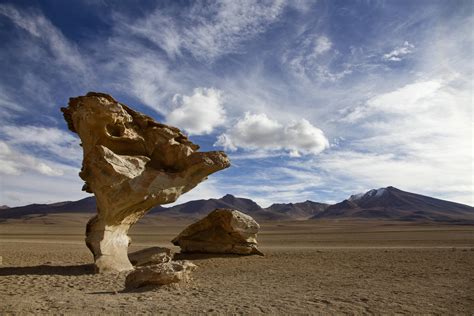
xmin=85 ymin=216 xmax=133 ymax=272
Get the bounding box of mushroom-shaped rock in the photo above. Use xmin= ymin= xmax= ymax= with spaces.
xmin=128 ymin=247 xmax=172 ymax=267
xmin=61 ymin=92 xmax=230 ymax=273
xmin=125 ymin=260 xmax=197 ymax=289
xmin=172 ymin=208 xmax=263 ymax=255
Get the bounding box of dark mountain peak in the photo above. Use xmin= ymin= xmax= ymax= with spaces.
xmin=221 ymin=194 xmax=236 ymax=202
xmin=300 ymin=200 xmax=327 ymax=206
xmin=335 ymin=199 xmax=359 ymax=209
xmin=349 ymin=187 xmax=388 ymax=202
xmin=265 ymin=199 xmax=329 ymax=220
xmin=0 ymin=205 xmax=10 ymax=210
xmin=219 ymin=194 xmax=262 ymax=211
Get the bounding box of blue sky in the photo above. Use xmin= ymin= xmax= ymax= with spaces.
xmin=0 ymin=0 xmax=472 ymax=207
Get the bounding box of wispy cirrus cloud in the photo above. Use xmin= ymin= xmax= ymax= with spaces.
xmin=383 ymin=41 xmax=415 ymax=61
xmin=0 ymin=4 xmax=86 ymax=71
xmin=283 ymin=33 xmax=353 ymax=82
xmin=0 ymin=125 xmax=82 ymax=165
xmin=0 ymin=141 xmax=64 ymax=176
xmin=116 ymin=0 xmax=285 ymax=62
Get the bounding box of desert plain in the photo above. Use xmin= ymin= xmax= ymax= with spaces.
xmin=1 ymin=216 xmax=473 ymax=314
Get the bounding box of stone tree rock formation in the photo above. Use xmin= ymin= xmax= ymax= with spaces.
xmin=172 ymin=208 xmax=263 ymax=256
xmin=61 ymin=92 xmax=230 ymax=273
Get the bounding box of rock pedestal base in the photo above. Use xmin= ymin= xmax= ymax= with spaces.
xmin=85 ymin=216 xmax=133 ymax=272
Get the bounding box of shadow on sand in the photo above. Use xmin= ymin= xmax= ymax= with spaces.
xmin=0 ymin=264 xmax=95 ymax=276
xmin=172 ymin=252 xmax=250 ymax=260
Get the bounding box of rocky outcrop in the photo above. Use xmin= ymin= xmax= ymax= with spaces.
xmin=128 ymin=247 xmax=171 ymax=267
xmin=61 ymin=92 xmax=230 ymax=273
xmin=125 ymin=260 xmax=197 ymax=289
xmin=172 ymin=208 xmax=263 ymax=256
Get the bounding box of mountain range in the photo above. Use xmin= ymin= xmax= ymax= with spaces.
xmin=1 ymin=186 xmax=473 ymax=223
xmin=312 ymin=186 xmax=473 ymax=223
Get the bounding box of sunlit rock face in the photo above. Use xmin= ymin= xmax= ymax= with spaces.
xmin=61 ymin=92 xmax=230 ymax=273
xmin=172 ymin=209 xmax=263 ymax=256
xmin=125 ymin=260 xmax=197 ymax=289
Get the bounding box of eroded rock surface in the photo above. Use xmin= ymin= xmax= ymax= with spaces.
xmin=125 ymin=260 xmax=197 ymax=289
xmin=61 ymin=92 xmax=230 ymax=272
xmin=128 ymin=247 xmax=171 ymax=267
xmin=172 ymin=208 xmax=263 ymax=256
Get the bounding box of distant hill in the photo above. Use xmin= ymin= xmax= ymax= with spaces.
xmin=1 ymin=187 xmax=473 ymax=224
xmin=265 ymin=201 xmax=329 ymax=220
xmin=151 ymin=194 xmax=289 ymax=221
xmin=0 ymin=194 xmax=294 ymax=222
xmin=312 ymin=186 xmax=474 ymax=223
xmin=0 ymin=205 xmax=9 ymax=210
xmin=0 ymin=197 xmax=97 ymax=220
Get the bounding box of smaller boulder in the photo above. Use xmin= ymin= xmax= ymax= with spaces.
xmin=172 ymin=208 xmax=263 ymax=256
xmin=128 ymin=247 xmax=171 ymax=267
xmin=125 ymin=260 xmax=197 ymax=289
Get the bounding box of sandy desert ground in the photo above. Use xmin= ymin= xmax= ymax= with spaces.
xmin=1 ymin=219 xmax=473 ymax=314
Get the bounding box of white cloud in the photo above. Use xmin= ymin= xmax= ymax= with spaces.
xmin=0 ymin=141 xmax=65 ymax=176
xmin=124 ymin=11 xmax=182 ymax=59
xmin=312 ymin=148 xmax=473 ymax=205
xmin=124 ymin=53 xmax=177 ymax=114
xmin=0 ymin=125 xmax=81 ymax=164
xmin=215 ymin=112 xmax=329 ymax=156
xmin=166 ymin=88 xmax=226 ymax=135
xmin=0 ymin=89 xmax=25 ymax=120
xmin=119 ymin=0 xmax=285 ymax=62
xmin=323 ymin=76 xmax=473 ymax=205
xmin=0 ymin=163 xmax=88 ymax=207
xmin=0 ymin=4 xmax=85 ymax=70
xmin=0 ymin=134 xmax=89 ymax=207
xmin=283 ymin=34 xmax=352 ymax=82
xmin=383 ymin=41 xmax=415 ymax=61
xmin=340 ymin=80 xmax=443 ymax=122
xmin=313 ymin=36 xmax=332 ymax=55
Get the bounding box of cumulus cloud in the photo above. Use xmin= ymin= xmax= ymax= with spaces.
xmin=215 ymin=112 xmax=329 ymax=156
xmin=383 ymin=41 xmax=415 ymax=61
xmin=166 ymin=88 xmax=226 ymax=135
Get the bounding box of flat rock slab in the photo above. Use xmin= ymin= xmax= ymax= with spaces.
xmin=128 ymin=247 xmax=171 ymax=267
xmin=125 ymin=260 xmax=197 ymax=289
